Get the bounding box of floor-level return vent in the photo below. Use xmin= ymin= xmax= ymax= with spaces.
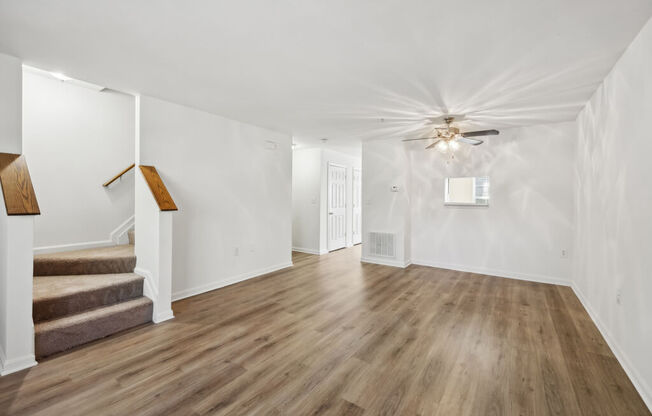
xmin=368 ymin=232 xmax=395 ymax=258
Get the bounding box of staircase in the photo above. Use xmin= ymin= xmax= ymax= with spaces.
xmin=33 ymin=242 xmax=152 ymax=359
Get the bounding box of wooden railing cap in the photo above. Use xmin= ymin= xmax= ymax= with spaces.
xmin=0 ymin=153 xmax=40 ymax=216
xmin=139 ymin=165 xmax=178 ymax=211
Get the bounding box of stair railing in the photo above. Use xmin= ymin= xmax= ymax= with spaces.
xmin=103 ymin=163 xmax=135 ymax=187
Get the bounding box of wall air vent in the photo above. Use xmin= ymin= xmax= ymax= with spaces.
xmin=368 ymin=232 xmax=395 ymax=258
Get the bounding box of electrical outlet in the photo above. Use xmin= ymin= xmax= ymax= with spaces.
xmin=616 ymin=290 xmax=622 ymax=305
xmin=561 ymin=249 xmax=568 ymax=258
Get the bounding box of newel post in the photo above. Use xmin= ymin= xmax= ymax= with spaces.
xmin=0 ymin=153 xmax=40 ymax=375
xmin=134 ymin=165 xmax=177 ymax=323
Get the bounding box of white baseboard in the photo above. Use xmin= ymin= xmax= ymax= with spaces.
xmin=110 ymin=215 xmax=135 ymax=245
xmin=172 ymin=262 xmax=294 ymax=302
xmin=292 ymin=247 xmax=327 ymax=255
xmin=34 ymin=239 xmax=115 ymax=255
xmin=361 ymin=256 xmax=411 ymax=268
xmin=134 ymin=267 xmax=175 ymax=324
xmin=0 ymin=345 xmax=37 ymax=376
xmin=411 ymin=259 xmax=570 ymax=286
xmin=571 ymin=282 xmax=652 ymax=411
xmin=153 ymin=310 xmax=175 ymax=324
xmin=134 ymin=267 xmax=157 ymax=298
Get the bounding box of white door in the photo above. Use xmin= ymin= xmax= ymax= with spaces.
xmin=352 ymin=168 xmax=362 ymax=245
xmin=327 ymin=163 xmax=347 ymax=251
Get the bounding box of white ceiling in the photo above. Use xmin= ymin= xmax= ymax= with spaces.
xmin=1 ymin=0 xmax=651 ymax=147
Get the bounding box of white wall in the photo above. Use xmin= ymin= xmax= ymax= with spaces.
xmin=22 ymin=70 xmax=135 ymax=251
xmin=292 ymin=148 xmax=322 ymax=254
xmin=573 ymin=16 xmax=652 ymax=409
xmin=361 ymin=139 xmax=411 ymax=267
xmin=0 ymin=53 xmax=22 ymax=154
xmin=409 ymin=122 xmax=575 ymax=284
xmin=138 ymin=96 xmax=292 ymax=300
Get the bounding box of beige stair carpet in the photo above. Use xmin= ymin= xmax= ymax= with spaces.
xmin=34 ymin=245 xmax=137 ymax=276
xmin=32 ymin=244 xmax=153 ymax=359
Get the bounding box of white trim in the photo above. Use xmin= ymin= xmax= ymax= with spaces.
xmin=153 ymin=310 xmax=175 ymax=324
xmin=134 ymin=267 xmax=175 ymax=324
xmin=110 ymin=215 xmax=135 ymax=245
xmin=411 ymin=259 xmax=570 ymax=286
xmin=327 ymin=162 xmax=347 ymax=252
xmin=172 ymin=262 xmax=293 ymax=302
xmin=0 ymin=345 xmax=37 ymax=376
xmin=571 ymin=282 xmax=652 ymax=411
xmin=34 ymin=216 xmax=135 ymax=254
xmin=292 ymin=246 xmax=327 ymax=255
xmin=361 ymin=256 xmax=411 ymax=268
xmin=33 ymin=239 xmax=115 ymax=255
xmin=134 ymin=267 xmax=157 ymax=298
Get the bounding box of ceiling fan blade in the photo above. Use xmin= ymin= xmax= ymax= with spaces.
xmin=457 ymin=137 xmax=484 ymax=146
xmin=401 ymin=137 xmax=437 ymax=142
xmin=461 ymin=129 xmax=499 ymax=138
xmin=425 ymin=140 xmax=441 ymax=149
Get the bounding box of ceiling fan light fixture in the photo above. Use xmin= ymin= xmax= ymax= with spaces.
xmin=436 ymin=140 xmax=449 ymax=153
xmin=450 ymin=140 xmax=460 ymax=151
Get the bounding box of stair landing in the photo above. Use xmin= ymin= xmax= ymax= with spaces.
xmin=34 ymin=244 xmax=136 ymax=276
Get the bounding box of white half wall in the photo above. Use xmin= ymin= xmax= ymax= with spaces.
xmin=573 ymin=16 xmax=652 ymax=409
xmin=134 ymin=165 xmax=174 ymax=323
xmin=0 ymin=52 xmax=36 ymax=376
xmin=0 ymin=53 xmax=21 ymax=154
xmin=22 ymin=70 xmax=135 ymax=251
xmin=0 ymin=208 xmax=37 ymax=376
xmin=138 ymin=95 xmax=292 ymax=300
xmin=409 ymin=122 xmax=575 ymax=284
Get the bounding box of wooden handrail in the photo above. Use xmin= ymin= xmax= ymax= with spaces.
xmin=103 ymin=163 xmax=135 ymax=187
xmin=139 ymin=165 xmax=178 ymax=211
xmin=0 ymin=153 xmax=40 ymax=215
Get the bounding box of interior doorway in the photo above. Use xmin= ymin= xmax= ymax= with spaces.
xmin=291 ymin=146 xmax=361 ymax=256
xmin=327 ymin=163 xmax=347 ymax=251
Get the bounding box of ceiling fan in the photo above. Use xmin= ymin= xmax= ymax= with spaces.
xmin=402 ymin=116 xmax=499 ymax=153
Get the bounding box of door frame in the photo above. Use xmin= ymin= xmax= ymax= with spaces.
xmin=352 ymin=167 xmax=362 ymax=245
xmin=327 ymin=162 xmax=347 ymax=252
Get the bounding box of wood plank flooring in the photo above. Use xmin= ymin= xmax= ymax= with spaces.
xmin=1 ymin=246 xmax=649 ymax=415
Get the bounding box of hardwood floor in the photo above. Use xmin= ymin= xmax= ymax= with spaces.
xmin=1 ymin=246 xmax=649 ymax=415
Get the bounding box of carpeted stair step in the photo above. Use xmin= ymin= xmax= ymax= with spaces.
xmin=35 ymin=297 xmax=153 ymax=359
xmin=34 ymin=245 xmax=136 ymax=276
xmin=33 ymin=273 xmax=145 ymax=323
